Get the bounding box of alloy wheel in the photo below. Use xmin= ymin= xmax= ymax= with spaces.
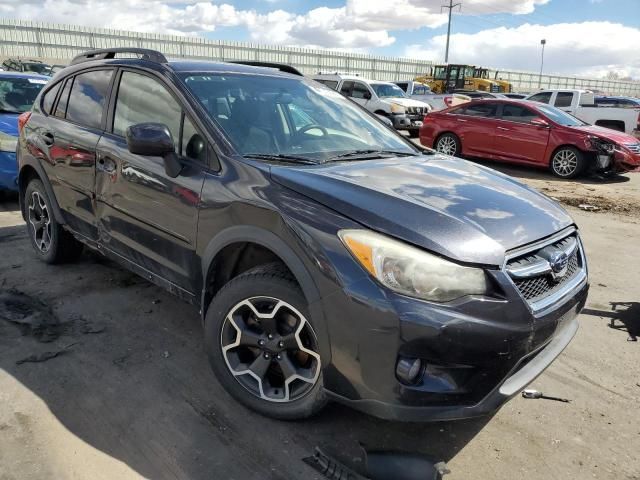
xmin=437 ymin=136 xmax=457 ymax=155
xmin=552 ymin=149 xmax=578 ymax=177
xmin=220 ymin=296 xmax=321 ymax=403
xmin=28 ymin=191 xmax=52 ymax=253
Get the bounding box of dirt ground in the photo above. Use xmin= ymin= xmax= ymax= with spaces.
xmin=1 ymin=162 xmax=639 ymax=480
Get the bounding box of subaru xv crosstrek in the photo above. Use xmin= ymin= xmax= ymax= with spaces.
xmin=17 ymin=48 xmax=588 ymax=421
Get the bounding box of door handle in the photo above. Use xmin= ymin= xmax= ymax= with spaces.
xmin=42 ymin=132 xmax=54 ymax=146
xmin=456 ymin=118 xmax=467 ymax=122
xmin=497 ymin=126 xmax=510 ymax=131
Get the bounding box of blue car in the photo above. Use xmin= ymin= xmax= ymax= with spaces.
xmin=1 ymin=71 xmax=49 ymax=193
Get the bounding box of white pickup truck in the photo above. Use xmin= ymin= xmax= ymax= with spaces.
xmin=394 ymin=80 xmax=470 ymax=111
xmin=312 ymin=74 xmax=431 ymax=137
xmin=525 ymin=89 xmax=640 ymax=136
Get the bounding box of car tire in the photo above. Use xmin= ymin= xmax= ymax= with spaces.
xmin=204 ymin=263 xmax=327 ymax=420
xmin=435 ymin=132 xmax=461 ymax=156
xmin=25 ymin=179 xmax=83 ymax=264
xmin=550 ymin=146 xmax=586 ymax=179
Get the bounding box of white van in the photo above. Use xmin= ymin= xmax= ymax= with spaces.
xmin=312 ymin=73 xmax=431 ymax=137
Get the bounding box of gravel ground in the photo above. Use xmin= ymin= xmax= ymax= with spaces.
xmin=1 ymin=163 xmax=639 ymax=480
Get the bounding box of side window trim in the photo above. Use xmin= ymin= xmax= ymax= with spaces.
xmin=40 ymin=81 xmax=63 ymax=116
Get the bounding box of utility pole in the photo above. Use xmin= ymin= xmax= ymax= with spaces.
xmin=442 ymin=0 xmax=461 ymax=63
xmin=538 ymin=38 xmax=546 ymax=88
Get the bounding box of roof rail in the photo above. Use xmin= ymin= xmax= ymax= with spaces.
xmin=228 ymin=61 xmax=303 ymax=77
xmin=70 ymin=48 xmax=168 ymax=66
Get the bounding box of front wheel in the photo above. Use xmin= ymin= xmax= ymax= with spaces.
xmin=204 ymin=263 xmax=326 ymax=420
xmin=435 ymin=133 xmax=461 ymax=156
xmin=550 ymin=147 xmax=585 ymax=179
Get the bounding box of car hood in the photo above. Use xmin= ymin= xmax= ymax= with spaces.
xmin=271 ymin=155 xmax=573 ymax=266
xmin=572 ymin=125 xmax=639 ymax=145
xmin=0 ymin=113 xmax=19 ymax=136
xmin=383 ymin=97 xmax=430 ymax=108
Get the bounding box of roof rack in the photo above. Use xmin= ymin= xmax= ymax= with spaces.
xmin=228 ymin=61 xmax=303 ymax=77
xmin=70 ymin=48 xmax=168 ymax=66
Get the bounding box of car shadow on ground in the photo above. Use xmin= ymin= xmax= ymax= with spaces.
xmin=582 ymin=302 xmax=640 ymax=342
xmin=0 ymin=223 xmax=492 ymax=479
xmin=466 ymin=158 xmax=631 ymax=185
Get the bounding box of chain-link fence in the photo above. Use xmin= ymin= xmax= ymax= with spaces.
xmin=2 ymin=18 xmax=639 ymax=96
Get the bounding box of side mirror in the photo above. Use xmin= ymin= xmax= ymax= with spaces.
xmin=363 ymin=91 xmax=372 ymax=100
xmin=126 ymin=123 xmax=182 ymax=178
xmin=530 ymin=117 xmax=550 ymax=128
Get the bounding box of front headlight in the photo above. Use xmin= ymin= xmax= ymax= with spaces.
xmin=389 ymin=103 xmax=406 ymax=114
xmin=0 ymin=132 xmax=18 ymax=152
xmin=339 ymin=229 xmax=490 ymax=302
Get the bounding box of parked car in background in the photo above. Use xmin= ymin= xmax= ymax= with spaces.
xmin=420 ymin=99 xmax=640 ymax=178
xmin=452 ymin=90 xmax=508 ymax=99
xmin=503 ymin=93 xmax=528 ymax=99
xmin=18 ymin=48 xmax=589 ymax=423
xmin=313 ymin=73 xmax=431 ymax=137
xmin=595 ymin=96 xmax=640 ymax=108
xmin=2 ymin=58 xmax=53 ymax=76
xmin=393 ymin=80 xmax=470 ymax=111
xmin=0 ymin=71 xmax=48 ymax=193
xmin=525 ymin=89 xmax=640 ymax=136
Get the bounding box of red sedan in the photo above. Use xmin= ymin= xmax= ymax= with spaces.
xmin=420 ymin=99 xmax=640 ymax=178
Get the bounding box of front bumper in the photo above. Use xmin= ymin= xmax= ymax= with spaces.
xmin=391 ymin=113 xmax=424 ymax=131
xmin=0 ymin=151 xmax=18 ymax=192
xmin=319 ymin=261 xmax=588 ymax=422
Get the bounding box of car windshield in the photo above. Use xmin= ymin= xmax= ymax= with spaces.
xmin=370 ymin=83 xmax=407 ymax=98
xmin=0 ymin=76 xmax=48 ymax=113
xmin=181 ymin=73 xmax=419 ymax=163
xmin=536 ymin=104 xmax=588 ymax=126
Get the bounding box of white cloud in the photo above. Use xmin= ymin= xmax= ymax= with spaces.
xmin=1 ymin=0 xmax=549 ymax=49
xmin=404 ymin=21 xmax=640 ymax=79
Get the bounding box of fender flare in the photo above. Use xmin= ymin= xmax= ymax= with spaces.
xmin=200 ymin=225 xmax=321 ymax=310
xmin=200 ymin=225 xmax=331 ymax=362
xmin=18 ymin=157 xmax=65 ymax=224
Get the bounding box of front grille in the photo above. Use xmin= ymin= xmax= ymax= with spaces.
xmin=624 ymin=143 xmax=640 ymax=154
xmin=406 ymin=106 xmax=427 ymax=115
xmin=506 ymin=232 xmax=584 ymax=306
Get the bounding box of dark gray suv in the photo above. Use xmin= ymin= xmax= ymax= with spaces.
xmin=17 ymin=48 xmax=588 ymax=421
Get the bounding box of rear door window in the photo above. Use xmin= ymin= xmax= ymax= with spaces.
xmin=315 ymin=79 xmax=338 ymax=90
xmin=458 ymin=102 xmax=498 ymax=118
xmin=340 ymin=81 xmax=354 ymax=96
xmin=528 ymin=92 xmax=552 ymax=104
xmin=65 ymin=69 xmax=113 ymax=129
xmin=54 ymin=78 xmax=73 ymax=119
xmin=554 ymin=92 xmax=574 ymax=108
xmin=500 ymin=104 xmax=537 ymax=124
xmin=41 ymin=82 xmax=61 ymax=115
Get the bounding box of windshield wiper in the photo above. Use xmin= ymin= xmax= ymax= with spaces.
xmin=326 ymin=149 xmax=419 ymax=161
xmin=244 ymin=153 xmax=318 ymax=165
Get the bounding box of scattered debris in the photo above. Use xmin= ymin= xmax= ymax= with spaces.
xmin=303 ymin=447 xmax=363 ymax=480
xmin=522 ymin=389 xmax=570 ymax=403
xmin=162 ymin=350 xmax=170 ymax=358
xmin=152 ymin=299 xmax=161 ymax=305
xmin=0 ymin=289 xmax=65 ymax=342
xmin=578 ymin=204 xmax=599 ymax=211
xmin=15 ymin=342 xmax=77 ymax=365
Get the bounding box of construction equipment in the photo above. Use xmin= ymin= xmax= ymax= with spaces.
xmin=415 ymin=64 xmax=511 ymax=94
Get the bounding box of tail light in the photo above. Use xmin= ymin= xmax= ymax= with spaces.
xmin=444 ymin=96 xmax=453 ymax=107
xmin=17 ymin=112 xmax=32 ymax=134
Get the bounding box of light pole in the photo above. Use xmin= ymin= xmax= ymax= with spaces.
xmin=538 ymin=39 xmax=546 ymax=89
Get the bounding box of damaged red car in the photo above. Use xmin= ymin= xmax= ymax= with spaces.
xmin=420 ymin=99 xmax=640 ymax=178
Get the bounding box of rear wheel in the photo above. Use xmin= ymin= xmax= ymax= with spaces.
xmin=205 ymin=263 xmax=326 ymax=420
xmin=25 ymin=179 xmax=83 ymax=263
xmin=550 ymin=147 xmax=585 ymax=179
xmin=435 ymin=133 xmax=461 ymax=156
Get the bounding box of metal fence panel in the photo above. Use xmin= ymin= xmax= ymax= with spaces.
xmin=1 ymin=18 xmax=639 ymax=96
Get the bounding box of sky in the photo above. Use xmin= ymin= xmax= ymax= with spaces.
xmin=1 ymin=0 xmax=639 ymax=79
